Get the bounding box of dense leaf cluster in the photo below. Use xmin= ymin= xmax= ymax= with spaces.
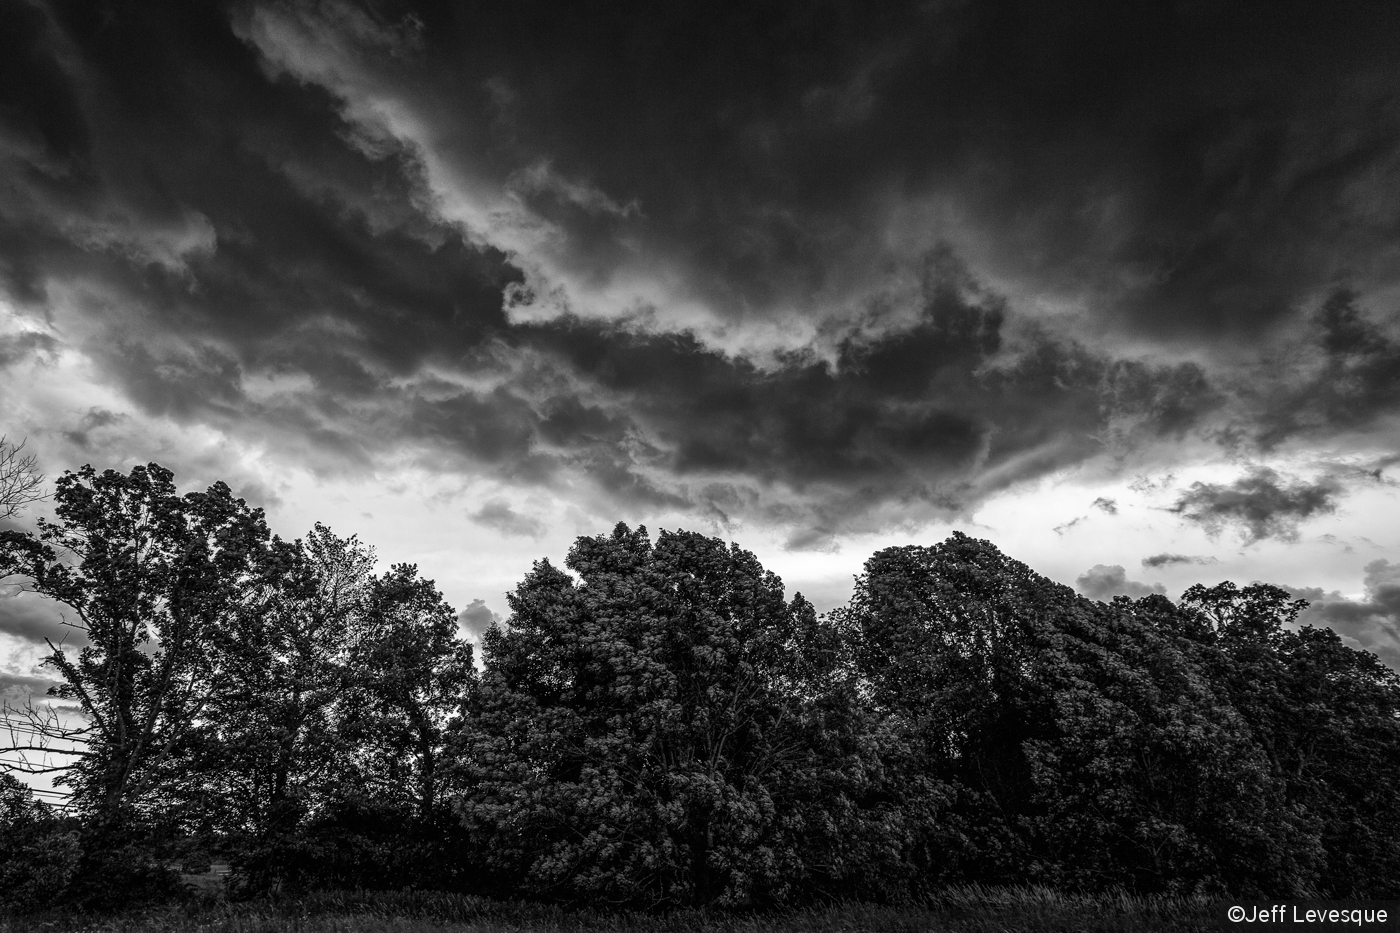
xmin=2 ymin=464 xmax=1398 ymax=911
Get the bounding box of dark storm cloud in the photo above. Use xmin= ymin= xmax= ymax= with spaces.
xmin=517 ymin=255 xmax=1222 ymax=534
xmin=4 ymin=0 xmax=1400 ymax=538
xmin=1141 ymin=553 xmax=1216 ymax=569
xmin=1076 ymin=565 xmax=1165 ymax=602
xmin=0 ymin=2 xmax=517 ymax=403
xmin=374 ymin=0 xmax=1400 ymax=345
xmin=1249 ymin=290 xmax=1400 ymax=449
xmin=1169 ymin=467 xmax=1342 ymax=544
xmin=1287 ymin=560 xmax=1400 ymax=670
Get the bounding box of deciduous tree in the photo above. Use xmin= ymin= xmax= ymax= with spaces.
xmin=838 ymin=533 xmax=1321 ymax=895
xmin=452 ymin=524 xmax=888 ymax=907
xmin=0 ymin=464 xmax=273 ymax=830
xmin=181 ymin=524 xmax=374 ymax=889
xmin=1178 ymin=583 xmax=1400 ymax=896
xmin=344 ymin=563 xmax=475 ymax=820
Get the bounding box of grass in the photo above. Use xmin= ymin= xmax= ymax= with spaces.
xmin=0 ymin=886 xmax=1218 ymax=933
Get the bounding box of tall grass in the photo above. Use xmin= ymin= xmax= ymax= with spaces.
xmin=0 ymin=886 xmax=1217 ymax=933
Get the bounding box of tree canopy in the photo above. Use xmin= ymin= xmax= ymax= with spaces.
xmin=452 ymin=524 xmax=890 ymax=906
xmin=3 ymin=463 xmax=1399 ymax=910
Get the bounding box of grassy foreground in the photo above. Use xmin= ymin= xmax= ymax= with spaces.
xmin=0 ymin=887 xmax=1217 ymax=933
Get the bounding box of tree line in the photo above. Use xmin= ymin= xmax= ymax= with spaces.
xmin=2 ymin=462 xmax=1399 ymax=911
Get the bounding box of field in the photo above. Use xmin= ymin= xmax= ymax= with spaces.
xmin=0 ymin=887 xmax=1219 ymax=933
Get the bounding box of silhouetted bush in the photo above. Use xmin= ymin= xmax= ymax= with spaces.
xmin=0 ymin=775 xmax=81 ymax=913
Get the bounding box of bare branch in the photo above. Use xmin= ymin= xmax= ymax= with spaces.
xmin=1 ymin=701 xmax=92 ymax=781
xmin=0 ymin=704 xmax=91 ymax=779
xmin=0 ymin=435 xmax=45 ymax=520
xmin=0 ymin=757 xmax=81 ymax=774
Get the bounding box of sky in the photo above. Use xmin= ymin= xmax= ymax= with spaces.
xmin=5 ymin=0 xmax=1400 ymax=733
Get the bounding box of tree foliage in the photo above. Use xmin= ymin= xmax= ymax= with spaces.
xmin=452 ymin=524 xmax=890 ymax=907
xmin=1178 ymin=583 xmax=1400 ymax=896
xmin=179 ymin=523 xmax=374 ymax=889
xmin=343 ymin=562 xmax=475 ymax=820
xmin=835 ymin=534 xmax=1376 ymax=896
xmin=4 ymin=460 xmax=1400 ymax=911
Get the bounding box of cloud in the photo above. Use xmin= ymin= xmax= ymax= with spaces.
xmin=305 ymin=0 xmax=1400 ymax=359
xmin=0 ymin=591 xmax=81 ymax=648
xmin=0 ymin=672 xmax=62 ymax=712
xmin=456 ymin=598 xmax=501 ymax=639
xmin=1091 ymin=497 xmax=1117 ymax=515
xmin=3 ymin=0 xmax=1400 ymax=548
xmin=0 ymin=331 xmax=58 ymax=369
xmin=1288 ymin=559 xmax=1400 ymax=670
xmin=508 ymin=161 xmax=641 ymax=220
xmin=1075 ymin=564 xmax=1166 ymax=601
xmin=1141 ymin=553 xmax=1216 ymax=568
xmin=234 ymin=0 xmax=1400 ymax=372
xmin=1169 ymin=467 xmax=1342 ymax=544
xmin=469 ymin=499 xmax=545 ymax=539
xmin=782 ymin=526 xmax=839 ymax=554
xmin=1251 ymin=291 xmax=1400 ymax=448
xmin=511 ymin=253 xmax=1227 ymax=538
xmin=61 ymin=408 xmax=126 ymax=451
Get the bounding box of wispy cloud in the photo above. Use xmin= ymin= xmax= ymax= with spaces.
xmin=1141 ymin=553 xmax=1216 ymax=569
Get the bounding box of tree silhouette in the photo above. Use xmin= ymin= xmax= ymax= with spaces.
xmin=5 ymin=463 xmax=1400 ymax=909
xmin=452 ymin=524 xmax=887 ymax=907
xmin=1179 ymin=583 xmax=1400 ymax=896
xmin=178 ymin=524 xmax=374 ymax=889
xmin=838 ymin=533 xmax=1323 ymax=895
xmin=0 ymin=464 xmax=273 ymax=830
xmin=345 ymin=563 xmax=475 ymax=820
